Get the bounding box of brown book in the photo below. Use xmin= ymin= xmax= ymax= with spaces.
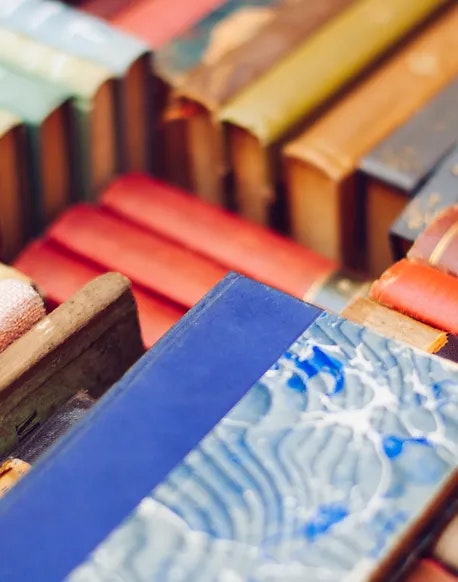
xmin=0 ymin=458 xmax=30 ymax=498
xmin=408 ymin=205 xmax=458 ymax=276
xmin=0 ymin=272 xmax=144 ymax=457
xmin=0 ymin=112 xmax=26 ymax=261
xmin=341 ymin=296 xmax=447 ymax=353
xmin=360 ymin=78 xmax=458 ymax=277
xmin=168 ymin=0 xmax=355 ymax=203
xmin=284 ymin=4 xmax=458 ymax=269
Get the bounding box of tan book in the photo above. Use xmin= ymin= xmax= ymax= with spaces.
xmin=0 ymin=263 xmax=35 ymax=286
xmin=0 ymin=272 xmax=144 ymax=457
xmin=433 ymin=515 xmax=458 ymax=571
xmin=219 ymin=0 xmax=448 ymax=227
xmin=0 ymin=27 xmax=117 ymax=201
xmin=342 ymin=296 xmax=447 ymax=353
xmin=284 ymin=4 xmax=458 ymax=269
xmin=0 ymin=111 xmax=26 ymax=260
xmin=0 ymin=458 xmax=30 ymax=498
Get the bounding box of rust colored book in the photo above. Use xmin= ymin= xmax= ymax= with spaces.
xmin=14 ymin=240 xmax=184 ymax=348
xmin=284 ymin=4 xmax=458 ymax=269
xmin=404 ymin=560 xmax=458 ymax=582
xmin=110 ymin=0 xmax=227 ymax=49
xmin=408 ymin=206 xmax=458 ymax=277
xmin=100 ymin=174 xmax=337 ymax=300
xmin=167 ymin=0 xmax=355 ymax=202
xmin=369 ymin=259 xmax=458 ymax=335
xmin=0 ymin=273 xmax=144 ymax=456
xmin=341 ymin=296 xmax=447 ymax=353
xmin=45 ymin=204 xmax=228 ymax=309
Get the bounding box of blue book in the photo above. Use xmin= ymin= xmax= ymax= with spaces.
xmin=1 ymin=273 xmax=457 ymax=582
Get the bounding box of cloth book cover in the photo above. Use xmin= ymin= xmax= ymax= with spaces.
xmin=0 ymin=274 xmax=457 ymax=582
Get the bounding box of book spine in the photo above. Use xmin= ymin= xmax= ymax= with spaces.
xmin=369 ymin=258 xmax=458 ymax=335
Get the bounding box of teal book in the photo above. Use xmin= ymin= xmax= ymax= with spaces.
xmin=0 ymin=63 xmax=72 ymax=232
xmin=0 ymin=0 xmax=152 ymax=173
xmin=0 ymin=274 xmax=456 ymax=581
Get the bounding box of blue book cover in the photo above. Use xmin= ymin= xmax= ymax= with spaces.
xmin=0 ymin=274 xmax=457 ymax=581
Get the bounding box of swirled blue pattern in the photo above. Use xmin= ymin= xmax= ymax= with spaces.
xmin=68 ymin=313 xmax=458 ymax=582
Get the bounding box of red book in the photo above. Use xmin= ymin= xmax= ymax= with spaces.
xmin=369 ymin=259 xmax=458 ymax=335
xmin=404 ymin=560 xmax=457 ymax=582
xmin=408 ymin=206 xmax=458 ymax=277
xmin=14 ymin=240 xmax=184 ymax=347
xmin=101 ymin=173 xmax=338 ymax=299
xmin=88 ymin=0 xmax=226 ymax=49
xmin=45 ymin=204 xmax=228 ymax=308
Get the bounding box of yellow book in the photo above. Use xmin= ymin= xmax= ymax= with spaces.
xmin=219 ymin=0 xmax=449 ymax=225
xmin=0 ymin=27 xmax=117 ymax=201
xmin=284 ymin=4 xmax=458 ymax=269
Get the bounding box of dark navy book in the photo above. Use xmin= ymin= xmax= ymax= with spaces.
xmin=0 ymin=273 xmax=457 ymax=582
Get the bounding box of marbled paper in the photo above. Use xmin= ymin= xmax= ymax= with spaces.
xmin=68 ymin=312 xmax=458 ymax=582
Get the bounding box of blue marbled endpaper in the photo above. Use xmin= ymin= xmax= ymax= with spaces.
xmin=68 ymin=313 xmax=458 ymax=582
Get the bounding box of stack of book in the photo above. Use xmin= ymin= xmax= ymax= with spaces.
xmin=0 ymin=1 xmax=456 ymax=581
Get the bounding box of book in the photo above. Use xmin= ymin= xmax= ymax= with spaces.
xmin=405 ymin=560 xmax=458 ymax=582
xmin=0 ymin=0 xmax=151 ymax=173
xmin=0 ymin=273 xmax=457 ymax=581
xmin=0 ymin=111 xmax=25 ymax=260
xmin=0 ymin=26 xmax=117 ymax=201
xmin=169 ymin=0 xmax=355 ymax=202
xmin=154 ymin=0 xmax=286 ymax=188
xmin=408 ymin=206 xmax=458 ymax=276
xmin=14 ymin=240 xmax=184 ymax=347
xmin=283 ymin=4 xmax=458 ymax=269
xmin=101 ymin=174 xmax=373 ymax=312
xmin=0 ymin=279 xmax=45 ymax=354
xmin=0 ymin=263 xmax=36 ymax=287
xmin=0 ymin=64 xmax=73 ymax=234
xmin=219 ymin=0 xmax=448 ymax=226
xmin=81 ymin=0 xmax=136 ymax=20
xmin=341 ymin=296 xmax=447 ymax=353
xmin=45 ymin=204 xmax=229 ymax=309
xmin=360 ymin=78 xmax=458 ymax=276
xmin=0 ymin=459 xmax=30 ymax=499
xmin=0 ymin=272 xmax=144 ymax=457
xmin=11 ymin=391 xmax=96 ymax=464
xmin=369 ymin=258 xmax=458 ymax=335
xmin=109 ymin=0 xmax=227 ymax=49
xmin=433 ymin=515 xmax=458 ymax=572
xmin=391 ymin=145 xmax=458 ymax=257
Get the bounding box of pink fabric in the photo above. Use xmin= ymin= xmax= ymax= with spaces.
xmin=0 ymin=279 xmax=45 ymax=353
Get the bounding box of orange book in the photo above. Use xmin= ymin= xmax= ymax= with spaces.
xmin=45 ymin=204 xmax=228 ymax=309
xmin=408 ymin=205 xmax=458 ymax=276
xmin=370 ymin=259 xmax=458 ymax=335
xmin=100 ymin=173 xmax=338 ymax=300
xmin=14 ymin=240 xmax=184 ymax=347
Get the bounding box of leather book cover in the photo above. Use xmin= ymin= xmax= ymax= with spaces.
xmin=391 ymin=145 xmax=458 ymax=258
xmin=0 ymin=272 xmax=144 ymax=457
xmin=1 ymin=274 xmax=457 ymax=582
xmin=100 ymin=173 xmax=337 ymax=300
xmin=172 ymin=0 xmax=354 ymax=203
xmin=219 ymin=0 xmax=449 ymax=226
xmin=360 ymin=78 xmax=458 ymax=276
xmin=408 ymin=205 xmax=458 ymax=276
xmin=14 ymin=239 xmax=184 ymax=348
xmin=0 ymin=26 xmax=117 ymax=202
xmin=283 ymin=4 xmax=458 ymax=270
xmin=45 ymin=204 xmax=228 ymax=309
xmin=0 ymin=63 xmax=73 ymax=233
xmin=0 ymin=0 xmax=152 ymax=173
xmin=369 ymin=258 xmax=458 ymax=335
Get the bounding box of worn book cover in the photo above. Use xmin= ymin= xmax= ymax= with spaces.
xmin=219 ymin=0 xmax=449 ymax=226
xmin=391 ymin=145 xmax=458 ymax=258
xmin=360 ymin=78 xmax=458 ymax=275
xmin=0 ymin=0 xmax=152 ymax=173
xmin=283 ymin=4 xmax=458 ymax=270
xmin=0 ymin=274 xmax=456 ymax=582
